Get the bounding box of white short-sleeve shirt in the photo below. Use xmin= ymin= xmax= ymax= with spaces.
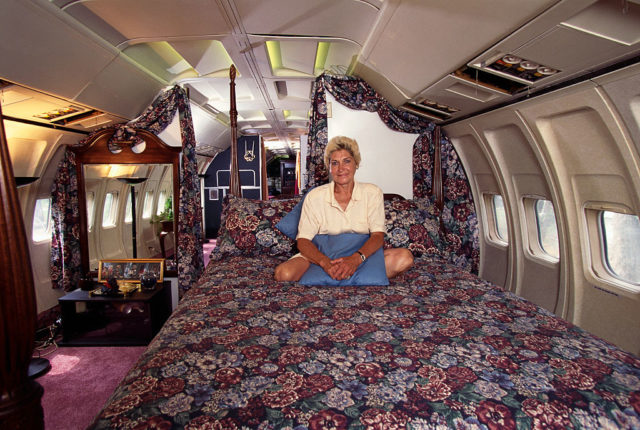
xmin=296 ymin=181 xmax=386 ymax=240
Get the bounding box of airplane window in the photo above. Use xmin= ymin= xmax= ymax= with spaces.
xmin=535 ymin=199 xmax=559 ymax=259
xmin=157 ymin=191 xmax=167 ymax=216
xmin=142 ymin=191 xmax=154 ymax=219
xmin=124 ymin=191 xmax=132 ymax=224
xmin=102 ymin=192 xmax=118 ymax=228
xmin=493 ymin=194 xmax=508 ymax=242
xmin=86 ymin=191 xmax=95 ymax=232
xmin=601 ymin=211 xmax=640 ymax=284
xmin=32 ymin=198 xmax=52 ymax=242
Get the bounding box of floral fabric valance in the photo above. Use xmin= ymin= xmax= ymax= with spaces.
xmin=50 ymin=86 xmax=203 ymax=292
xmin=305 ymin=74 xmax=479 ymax=273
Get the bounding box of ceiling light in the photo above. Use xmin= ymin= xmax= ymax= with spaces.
xmin=314 ymin=42 xmax=330 ymax=75
xmin=519 ymin=60 xmax=539 ymax=70
xmin=265 ymin=41 xmax=283 ymax=74
xmin=481 ymin=54 xmax=560 ymax=84
xmin=501 ymin=54 xmax=522 ymax=64
xmin=537 ymin=66 xmax=558 ymax=76
xmin=275 ymin=80 xmax=288 ymax=97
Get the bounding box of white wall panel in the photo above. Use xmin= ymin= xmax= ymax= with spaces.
xmin=327 ymin=92 xmax=417 ymax=197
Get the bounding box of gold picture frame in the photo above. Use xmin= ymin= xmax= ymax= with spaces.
xmin=97 ymin=258 xmax=164 ymax=283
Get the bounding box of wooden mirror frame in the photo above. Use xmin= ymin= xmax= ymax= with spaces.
xmin=72 ymin=128 xmax=181 ymax=275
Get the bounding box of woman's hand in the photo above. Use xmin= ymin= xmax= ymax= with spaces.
xmin=326 ymin=255 xmax=360 ymax=280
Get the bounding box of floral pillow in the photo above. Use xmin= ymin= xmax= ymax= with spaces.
xmin=383 ymin=196 xmax=446 ymax=257
xmin=211 ymin=195 xmax=301 ymax=260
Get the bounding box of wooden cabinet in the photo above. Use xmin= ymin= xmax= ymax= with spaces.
xmin=280 ymin=160 xmax=296 ymax=198
xmin=58 ymin=282 xmax=171 ymax=346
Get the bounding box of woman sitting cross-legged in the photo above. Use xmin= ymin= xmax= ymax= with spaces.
xmin=274 ymin=135 xmax=413 ymax=282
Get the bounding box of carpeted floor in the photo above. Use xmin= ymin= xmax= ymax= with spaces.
xmin=38 ymin=346 xmax=145 ymax=430
xmin=203 ymin=239 xmax=216 ymax=267
xmin=36 ymin=242 xmax=215 ymax=429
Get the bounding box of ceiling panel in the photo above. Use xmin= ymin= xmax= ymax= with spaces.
xmin=68 ymin=0 xmax=232 ymax=42
xmin=169 ymin=40 xmax=234 ymax=77
xmin=234 ymin=0 xmax=379 ymax=43
xmin=362 ymin=0 xmax=559 ymax=95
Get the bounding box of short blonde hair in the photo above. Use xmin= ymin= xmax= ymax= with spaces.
xmin=324 ymin=136 xmax=361 ymax=169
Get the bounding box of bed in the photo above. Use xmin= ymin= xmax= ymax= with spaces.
xmin=88 ymin=195 xmax=640 ymax=429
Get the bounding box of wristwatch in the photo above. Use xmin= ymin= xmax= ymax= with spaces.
xmin=356 ymin=250 xmax=366 ymax=262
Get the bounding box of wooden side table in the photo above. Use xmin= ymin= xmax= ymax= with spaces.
xmin=58 ymin=282 xmax=171 ymax=346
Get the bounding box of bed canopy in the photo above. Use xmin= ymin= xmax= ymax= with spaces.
xmin=305 ymin=74 xmax=479 ymax=273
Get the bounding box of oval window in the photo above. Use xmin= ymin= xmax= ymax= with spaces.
xmin=534 ymin=199 xmax=559 ymax=259
xmin=493 ymin=194 xmax=508 ymax=242
xmin=601 ymin=211 xmax=640 ymax=284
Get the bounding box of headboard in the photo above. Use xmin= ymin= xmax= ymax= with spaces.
xmin=228 ymin=65 xmax=241 ymax=197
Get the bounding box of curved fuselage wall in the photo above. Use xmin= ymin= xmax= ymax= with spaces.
xmin=445 ymin=62 xmax=640 ymax=355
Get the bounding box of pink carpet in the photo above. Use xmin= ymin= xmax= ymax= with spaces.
xmin=38 ymin=346 xmax=145 ymax=430
xmin=203 ymin=239 xmax=216 ymax=267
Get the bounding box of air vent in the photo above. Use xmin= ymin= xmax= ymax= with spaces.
xmin=400 ymin=103 xmax=448 ymax=121
xmin=34 ymin=105 xmax=84 ymax=121
xmin=51 ymin=109 xmax=100 ymax=126
xmin=476 ymin=54 xmax=560 ymax=85
xmin=401 ymin=99 xmax=459 ymax=121
xmin=454 ymin=67 xmax=529 ymax=95
xmin=275 ymin=80 xmax=288 ymax=99
xmin=33 ymin=104 xmax=100 ymax=126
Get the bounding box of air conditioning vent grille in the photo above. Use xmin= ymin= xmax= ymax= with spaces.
xmin=400 ymin=103 xmax=448 ymax=121
xmin=481 ymin=55 xmax=560 ymax=84
xmin=454 ymin=67 xmax=528 ymax=95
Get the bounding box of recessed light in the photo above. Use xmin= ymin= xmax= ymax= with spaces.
xmin=502 ymin=55 xmax=521 ymax=65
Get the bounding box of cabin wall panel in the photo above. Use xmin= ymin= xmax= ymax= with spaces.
xmin=513 ymin=174 xmax=559 ymax=313
xmin=140 ymin=179 xmax=160 ymax=257
xmin=85 ymin=179 xmax=100 ymax=269
xmin=447 ymin=130 xmax=508 ymax=287
xmin=516 ymin=79 xmax=640 ymax=354
xmin=594 ymin=63 xmax=640 ymax=152
xmin=519 ymin=260 xmax=559 ymax=312
xmin=97 ymin=180 xmax=127 ymax=262
xmin=480 ymin=119 xmax=562 ymax=312
xmin=480 ymin=244 xmax=509 ymax=288
xmin=571 ymin=174 xmax=634 ymax=210
xmin=536 ymin=107 xmax=632 ymax=178
xmin=20 ymin=144 xmax=69 ymax=313
xmin=582 ymin=286 xmax=640 ymax=356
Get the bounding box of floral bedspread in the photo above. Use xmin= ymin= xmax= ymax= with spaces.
xmin=89 ymin=255 xmax=640 ymax=429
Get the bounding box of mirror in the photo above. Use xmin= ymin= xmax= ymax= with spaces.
xmin=74 ymin=129 xmax=181 ymax=276
xmin=83 ymin=163 xmax=174 ymax=269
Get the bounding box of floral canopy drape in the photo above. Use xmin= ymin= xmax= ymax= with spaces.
xmin=306 ymin=74 xmax=479 ymax=273
xmin=50 ymin=85 xmax=203 ymax=292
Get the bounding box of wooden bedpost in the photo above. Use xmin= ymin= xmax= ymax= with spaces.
xmin=229 ymin=65 xmax=241 ymax=197
xmin=432 ymin=126 xmax=444 ymax=213
xmin=0 ymin=100 xmax=44 ymax=428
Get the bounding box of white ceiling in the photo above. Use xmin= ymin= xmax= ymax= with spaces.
xmin=2 ymin=0 xmax=640 ymax=158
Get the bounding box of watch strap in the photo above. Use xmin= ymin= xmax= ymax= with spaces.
xmin=356 ymin=250 xmax=366 ymax=262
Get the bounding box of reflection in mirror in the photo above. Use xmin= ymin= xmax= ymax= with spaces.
xmin=84 ymin=163 xmax=175 ymax=271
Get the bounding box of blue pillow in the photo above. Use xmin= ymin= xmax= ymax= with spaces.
xmin=299 ymin=233 xmax=389 ymax=286
xmin=275 ymin=187 xmax=314 ymax=239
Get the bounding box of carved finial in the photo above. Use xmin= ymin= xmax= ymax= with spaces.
xmin=230 ymin=65 xmax=236 ymax=81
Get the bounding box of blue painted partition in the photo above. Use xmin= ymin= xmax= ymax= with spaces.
xmin=203 ymin=136 xmax=262 ymax=238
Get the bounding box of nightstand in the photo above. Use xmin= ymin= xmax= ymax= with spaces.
xmin=58 ymin=282 xmax=171 ymax=346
